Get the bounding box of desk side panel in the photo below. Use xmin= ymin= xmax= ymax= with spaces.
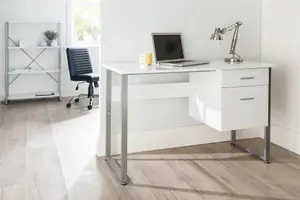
xmin=189 ymin=71 xmax=223 ymax=131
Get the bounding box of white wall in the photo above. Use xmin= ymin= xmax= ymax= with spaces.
xmin=98 ymin=0 xmax=263 ymax=155
xmin=261 ymin=0 xmax=300 ymax=154
xmin=0 ymin=0 xmax=100 ymax=100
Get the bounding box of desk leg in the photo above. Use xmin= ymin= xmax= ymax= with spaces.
xmin=264 ymin=67 xmax=272 ymax=163
xmin=230 ymin=68 xmax=271 ymax=164
xmin=105 ymin=70 xmax=112 ymax=158
xmin=120 ymin=75 xmax=128 ymax=185
xmin=231 ymin=130 xmax=236 ymax=146
xmin=264 ymin=126 xmax=271 ymax=163
xmin=105 ymin=73 xmax=129 ymax=185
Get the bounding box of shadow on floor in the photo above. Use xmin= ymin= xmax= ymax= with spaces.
xmin=130 ymin=183 xmax=296 ymax=200
xmin=119 ymin=154 xmax=258 ymax=162
xmin=129 ymin=138 xmax=300 ymax=164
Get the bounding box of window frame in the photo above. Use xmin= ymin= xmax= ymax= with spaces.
xmin=67 ymin=0 xmax=101 ymax=47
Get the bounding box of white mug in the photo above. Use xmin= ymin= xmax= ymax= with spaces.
xmin=139 ymin=53 xmax=152 ymax=65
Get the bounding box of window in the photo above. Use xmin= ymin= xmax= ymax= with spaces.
xmin=69 ymin=0 xmax=101 ymax=46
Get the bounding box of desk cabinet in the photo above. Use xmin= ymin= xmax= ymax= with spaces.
xmin=189 ymin=68 xmax=269 ymax=132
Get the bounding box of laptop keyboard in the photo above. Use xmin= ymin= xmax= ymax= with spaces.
xmin=168 ymin=60 xmax=193 ymax=63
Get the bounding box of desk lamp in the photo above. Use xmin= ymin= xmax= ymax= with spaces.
xmin=211 ymin=21 xmax=243 ymax=63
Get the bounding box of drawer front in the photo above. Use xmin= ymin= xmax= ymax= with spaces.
xmin=222 ymin=68 xmax=269 ymax=87
xmin=222 ymin=86 xmax=268 ymax=131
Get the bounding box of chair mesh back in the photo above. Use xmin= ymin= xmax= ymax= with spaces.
xmin=66 ymin=48 xmax=93 ymax=77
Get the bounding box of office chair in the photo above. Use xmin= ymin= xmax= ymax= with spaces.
xmin=66 ymin=48 xmax=99 ymax=110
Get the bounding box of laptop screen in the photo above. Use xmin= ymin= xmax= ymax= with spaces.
xmin=153 ymin=34 xmax=184 ymax=61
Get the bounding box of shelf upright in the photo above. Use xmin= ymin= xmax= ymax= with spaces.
xmin=4 ymin=22 xmax=9 ymax=104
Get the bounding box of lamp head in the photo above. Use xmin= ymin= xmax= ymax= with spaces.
xmin=210 ymin=28 xmax=223 ymax=40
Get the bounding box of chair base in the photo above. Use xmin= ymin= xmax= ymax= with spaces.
xmin=67 ymin=94 xmax=99 ymax=110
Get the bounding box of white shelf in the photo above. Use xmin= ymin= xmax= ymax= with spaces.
xmin=8 ymin=69 xmax=60 ymax=75
xmin=6 ymin=21 xmax=61 ymax=24
xmin=8 ymin=92 xmax=60 ymax=101
xmin=8 ymin=46 xmax=61 ymax=50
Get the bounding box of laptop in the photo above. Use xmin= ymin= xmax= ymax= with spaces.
xmin=152 ymin=33 xmax=210 ymax=67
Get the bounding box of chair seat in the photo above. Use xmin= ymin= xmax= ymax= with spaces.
xmin=71 ymin=73 xmax=99 ymax=82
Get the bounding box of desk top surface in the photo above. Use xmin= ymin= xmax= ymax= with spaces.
xmin=103 ymin=61 xmax=275 ymax=75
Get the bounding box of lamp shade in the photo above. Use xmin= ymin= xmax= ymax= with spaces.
xmin=210 ymin=28 xmax=223 ymax=40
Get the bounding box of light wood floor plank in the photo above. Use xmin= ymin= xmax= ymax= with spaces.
xmin=127 ymin=156 xmax=178 ymax=200
xmin=207 ymin=140 xmax=300 ymax=199
xmin=26 ymin=102 xmax=55 ymax=149
xmin=25 ymin=147 xmax=68 ymax=200
xmin=1 ymin=100 xmax=300 ymax=200
xmin=186 ymin=142 xmax=297 ymax=200
xmin=1 ymin=106 xmax=27 ymax=189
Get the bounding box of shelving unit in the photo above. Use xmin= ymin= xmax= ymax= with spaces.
xmin=4 ymin=22 xmax=62 ymax=104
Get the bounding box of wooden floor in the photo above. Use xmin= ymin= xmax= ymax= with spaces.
xmin=1 ymin=100 xmax=300 ymax=200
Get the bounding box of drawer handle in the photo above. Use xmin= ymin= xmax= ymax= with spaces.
xmin=240 ymin=77 xmax=255 ymax=80
xmin=240 ymin=97 xmax=255 ymax=101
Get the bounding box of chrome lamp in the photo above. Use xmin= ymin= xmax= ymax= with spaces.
xmin=211 ymin=21 xmax=243 ymax=63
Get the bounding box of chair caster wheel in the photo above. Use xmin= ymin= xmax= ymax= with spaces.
xmin=74 ymin=98 xmax=80 ymax=103
xmin=66 ymin=103 xmax=72 ymax=108
xmin=120 ymin=181 xmax=128 ymax=185
xmin=87 ymin=105 xmax=93 ymax=110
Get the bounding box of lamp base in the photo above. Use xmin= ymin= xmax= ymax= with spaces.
xmin=225 ymin=57 xmax=243 ymax=64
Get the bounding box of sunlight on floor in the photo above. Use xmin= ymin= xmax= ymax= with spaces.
xmin=52 ymin=110 xmax=100 ymax=190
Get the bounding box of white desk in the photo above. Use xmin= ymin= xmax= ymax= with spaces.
xmin=103 ymin=61 xmax=274 ymax=185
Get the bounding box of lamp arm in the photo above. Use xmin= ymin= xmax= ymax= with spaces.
xmin=221 ymin=21 xmax=242 ymax=57
xmin=220 ymin=21 xmax=242 ymax=34
xmin=229 ymin=26 xmax=240 ymax=55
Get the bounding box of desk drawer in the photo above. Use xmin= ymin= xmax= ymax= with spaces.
xmin=222 ymin=86 xmax=268 ymax=131
xmin=222 ymin=68 xmax=269 ymax=87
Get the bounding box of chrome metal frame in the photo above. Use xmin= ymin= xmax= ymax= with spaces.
xmin=105 ymin=70 xmax=130 ymax=185
xmin=230 ymin=68 xmax=272 ymax=164
xmin=5 ymin=22 xmax=9 ymax=105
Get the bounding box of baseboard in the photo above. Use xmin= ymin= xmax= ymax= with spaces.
xmin=231 ymin=124 xmax=300 ymax=155
xmin=0 ymin=87 xmax=92 ymax=101
xmin=0 ymin=86 xmax=97 ymax=100
xmin=96 ymin=124 xmax=261 ymax=157
xmin=258 ymin=123 xmax=300 ymax=155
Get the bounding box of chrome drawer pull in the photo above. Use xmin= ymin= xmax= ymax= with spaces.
xmin=240 ymin=77 xmax=255 ymax=80
xmin=240 ymin=97 xmax=255 ymax=101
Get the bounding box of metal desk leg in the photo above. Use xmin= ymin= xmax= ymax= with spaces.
xmin=120 ymin=75 xmax=128 ymax=185
xmin=231 ymin=128 xmax=270 ymax=164
xmin=231 ymin=130 xmax=236 ymax=146
xmin=264 ymin=126 xmax=271 ymax=163
xmin=263 ymin=67 xmax=272 ymax=163
xmin=105 ymin=72 xmax=129 ymax=185
xmin=230 ymin=68 xmax=272 ymax=164
xmin=105 ymin=70 xmax=112 ymax=158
